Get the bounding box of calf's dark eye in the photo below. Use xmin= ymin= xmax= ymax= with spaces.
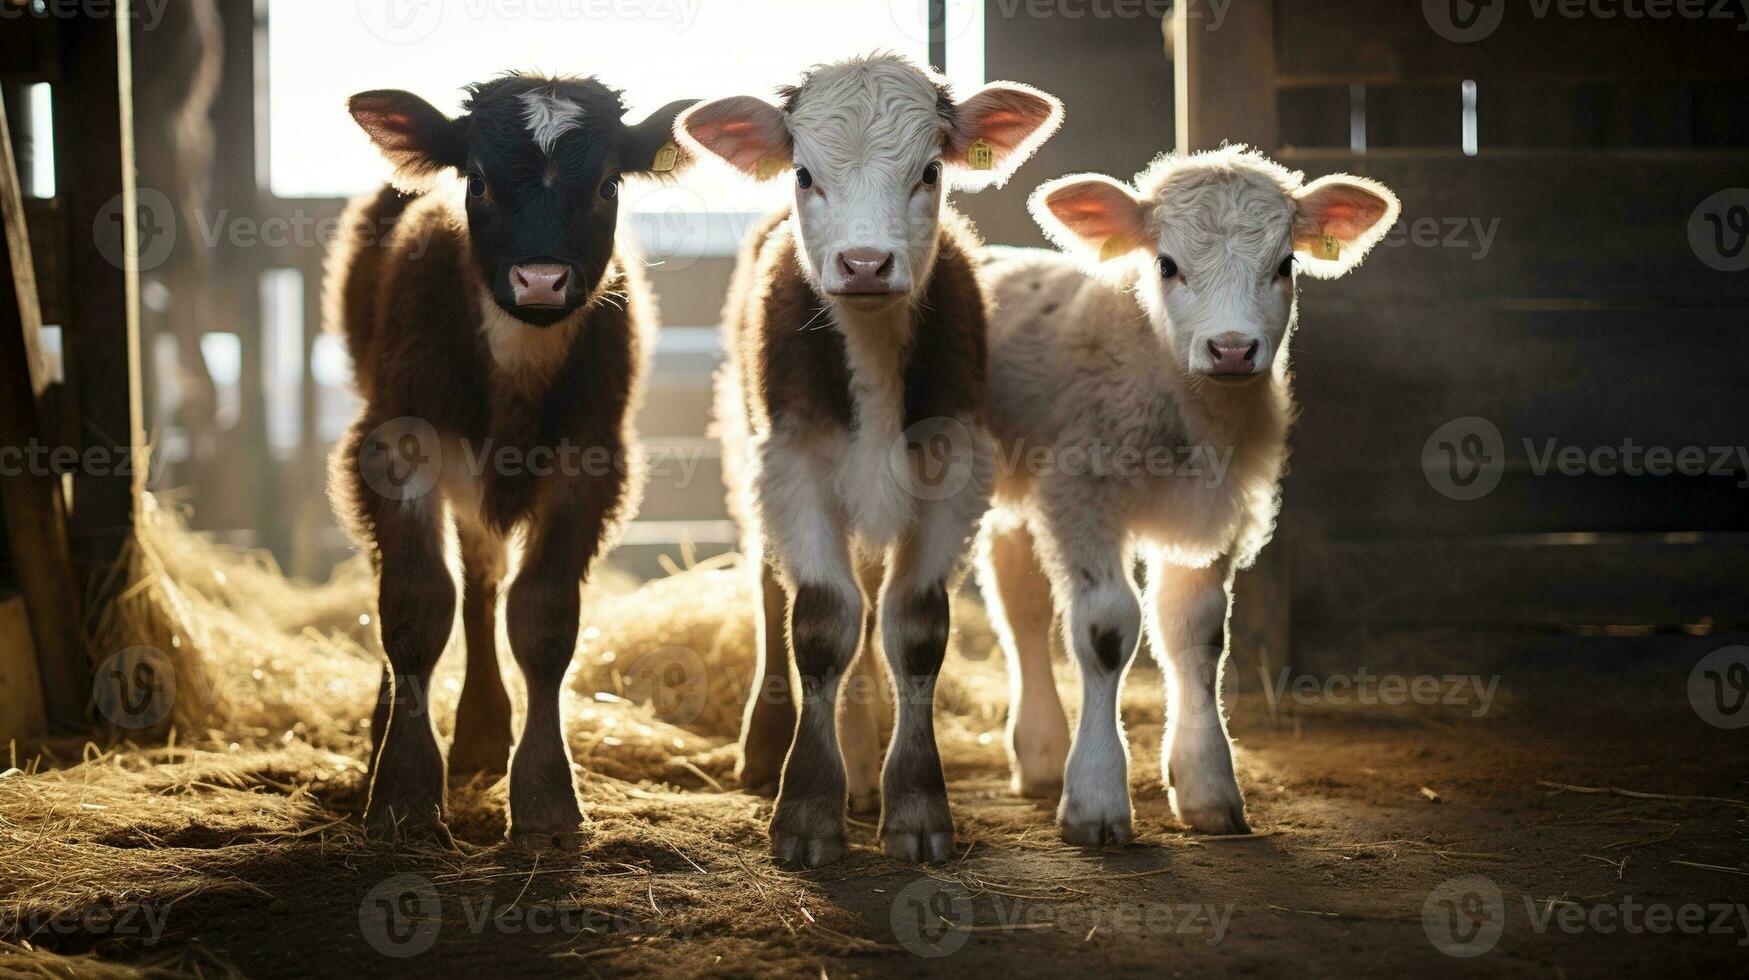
xmin=921 ymin=161 xmax=940 ymax=186
xmin=600 ymin=175 xmax=620 ymax=200
xmin=1277 ymin=255 xmax=1294 ymax=277
xmin=1159 ymin=255 xmax=1178 ymax=279
xmin=466 ymin=174 xmax=487 ymax=199
xmin=796 ymin=167 xmax=813 ymax=190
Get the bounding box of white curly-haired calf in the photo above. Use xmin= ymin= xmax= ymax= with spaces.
xmin=976 ymin=146 xmax=1400 ymax=843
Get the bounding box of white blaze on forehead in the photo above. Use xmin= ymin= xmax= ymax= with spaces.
xmin=785 ymin=54 xmax=946 ymax=184
xmin=519 ymin=90 xmax=586 ymax=155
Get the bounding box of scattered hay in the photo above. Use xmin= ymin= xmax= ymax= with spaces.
xmin=1 ymin=495 xmax=1026 ymax=977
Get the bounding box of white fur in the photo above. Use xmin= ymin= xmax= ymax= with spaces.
xmin=477 ymin=286 xmax=583 ymax=392
xmin=518 ymin=90 xmax=585 ymax=156
xmin=785 ymin=54 xmax=951 ymax=299
xmin=982 ymin=148 xmax=1399 ymax=837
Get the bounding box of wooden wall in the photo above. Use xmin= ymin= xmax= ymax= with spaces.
xmin=1188 ymin=1 xmax=1749 ymax=664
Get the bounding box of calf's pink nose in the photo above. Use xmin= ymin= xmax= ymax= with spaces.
xmin=1206 ymin=334 xmax=1260 ymax=374
xmin=511 ymin=264 xmax=570 ymax=307
xmin=835 ymin=248 xmax=896 ymax=293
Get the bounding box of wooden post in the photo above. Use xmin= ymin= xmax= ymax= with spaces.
xmin=1173 ymin=0 xmax=1278 ymax=152
xmin=56 ymin=1 xmax=145 ymax=579
xmin=0 ymin=90 xmax=89 ymax=733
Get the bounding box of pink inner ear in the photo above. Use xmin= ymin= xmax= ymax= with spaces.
xmin=682 ymin=97 xmax=789 ymax=175
xmin=1047 ymin=181 xmax=1146 ymax=247
xmin=1300 ymin=184 xmax=1390 ymax=243
xmin=952 ymin=86 xmax=1058 ymax=160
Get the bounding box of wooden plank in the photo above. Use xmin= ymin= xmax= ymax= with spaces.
xmin=56 ymin=3 xmax=144 ymax=575
xmin=0 ymin=594 xmax=48 ymax=743
xmin=1279 ymin=150 xmax=1749 ymax=306
xmin=1368 ymin=83 xmax=1462 ymax=150
xmin=1289 ymin=308 xmax=1749 ymax=470
xmin=1174 ymin=0 xmax=1275 ymax=151
xmin=23 ymin=198 xmax=63 ymax=326
xmin=1276 ymin=0 xmax=1749 ymax=86
xmin=1283 ymin=470 xmax=1749 ymax=539
xmin=0 ymin=88 xmax=88 ymax=732
xmin=0 ymin=10 xmax=58 ymax=81
xmin=1278 ymin=85 xmax=1349 ymax=150
xmin=1293 ymin=536 xmax=1749 ymax=629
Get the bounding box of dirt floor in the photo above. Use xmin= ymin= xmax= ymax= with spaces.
xmin=2 ymin=508 xmax=1746 ymax=977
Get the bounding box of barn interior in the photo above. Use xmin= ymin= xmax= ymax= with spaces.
xmin=1 ymin=1 xmax=1747 ymax=976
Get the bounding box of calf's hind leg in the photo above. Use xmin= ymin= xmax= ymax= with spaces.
xmin=737 ymin=559 xmax=796 ymax=795
xmin=449 ymin=520 xmax=512 ymax=776
xmin=978 ymin=521 xmax=1069 ymax=798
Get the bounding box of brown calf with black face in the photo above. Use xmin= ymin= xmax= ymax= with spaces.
xmin=679 ymin=54 xmax=1062 ymax=867
xmin=326 ymin=73 xmax=694 ymax=847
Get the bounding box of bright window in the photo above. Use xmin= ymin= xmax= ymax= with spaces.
xmin=267 ymin=0 xmax=985 ymax=211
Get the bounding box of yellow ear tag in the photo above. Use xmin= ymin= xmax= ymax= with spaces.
xmin=651 ymin=141 xmax=680 ymax=174
xmin=1099 ymin=236 xmax=1132 ymax=263
xmin=967 ymin=138 xmax=994 ymax=171
xmin=755 ymin=157 xmax=783 ymax=181
xmin=1312 ymin=232 xmax=1341 ymax=261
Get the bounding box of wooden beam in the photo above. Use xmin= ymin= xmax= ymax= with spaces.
xmin=55 ymin=0 xmax=145 ymax=577
xmin=0 ymin=89 xmax=88 ymax=733
xmin=1173 ymin=0 xmax=1277 ymax=152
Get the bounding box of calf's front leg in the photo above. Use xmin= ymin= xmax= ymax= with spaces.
xmin=503 ymin=487 xmax=607 ymax=848
xmin=759 ymin=432 xmax=862 ymax=867
xmin=1147 ymin=555 xmax=1249 ymax=834
xmin=345 ymin=421 xmax=457 ymax=843
xmin=1036 ymin=517 xmax=1140 ymax=846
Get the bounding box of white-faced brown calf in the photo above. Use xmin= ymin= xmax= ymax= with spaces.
xmin=327 ymin=74 xmax=693 ymax=847
xmin=678 ymin=54 xmax=1062 ymax=866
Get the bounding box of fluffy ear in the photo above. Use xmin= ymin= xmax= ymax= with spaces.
xmin=348 ymin=90 xmax=468 ymax=192
xmin=675 ymin=96 xmax=792 ymax=180
xmin=946 ymin=82 xmax=1064 ymax=191
xmin=1029 ymin=174 xmax=1152 ymax=264
xmin=620 ymin=99 xmax=701 ymax=177
xmin=1292 ymin=174 xmax=1401 ymax=279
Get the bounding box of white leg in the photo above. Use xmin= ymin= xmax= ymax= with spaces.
xmin=1147 ymin=554 xmax=1249 ymax=834
xmin=977 ymin=520 xmax=1069 ymax=798
xmin=757 ymin=429 xmax=863 ymax=867
xmin=1033 ymin=517 xmax=1140 ymax=846
xmin=876 ymin=417 xmax=992 ymax=863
